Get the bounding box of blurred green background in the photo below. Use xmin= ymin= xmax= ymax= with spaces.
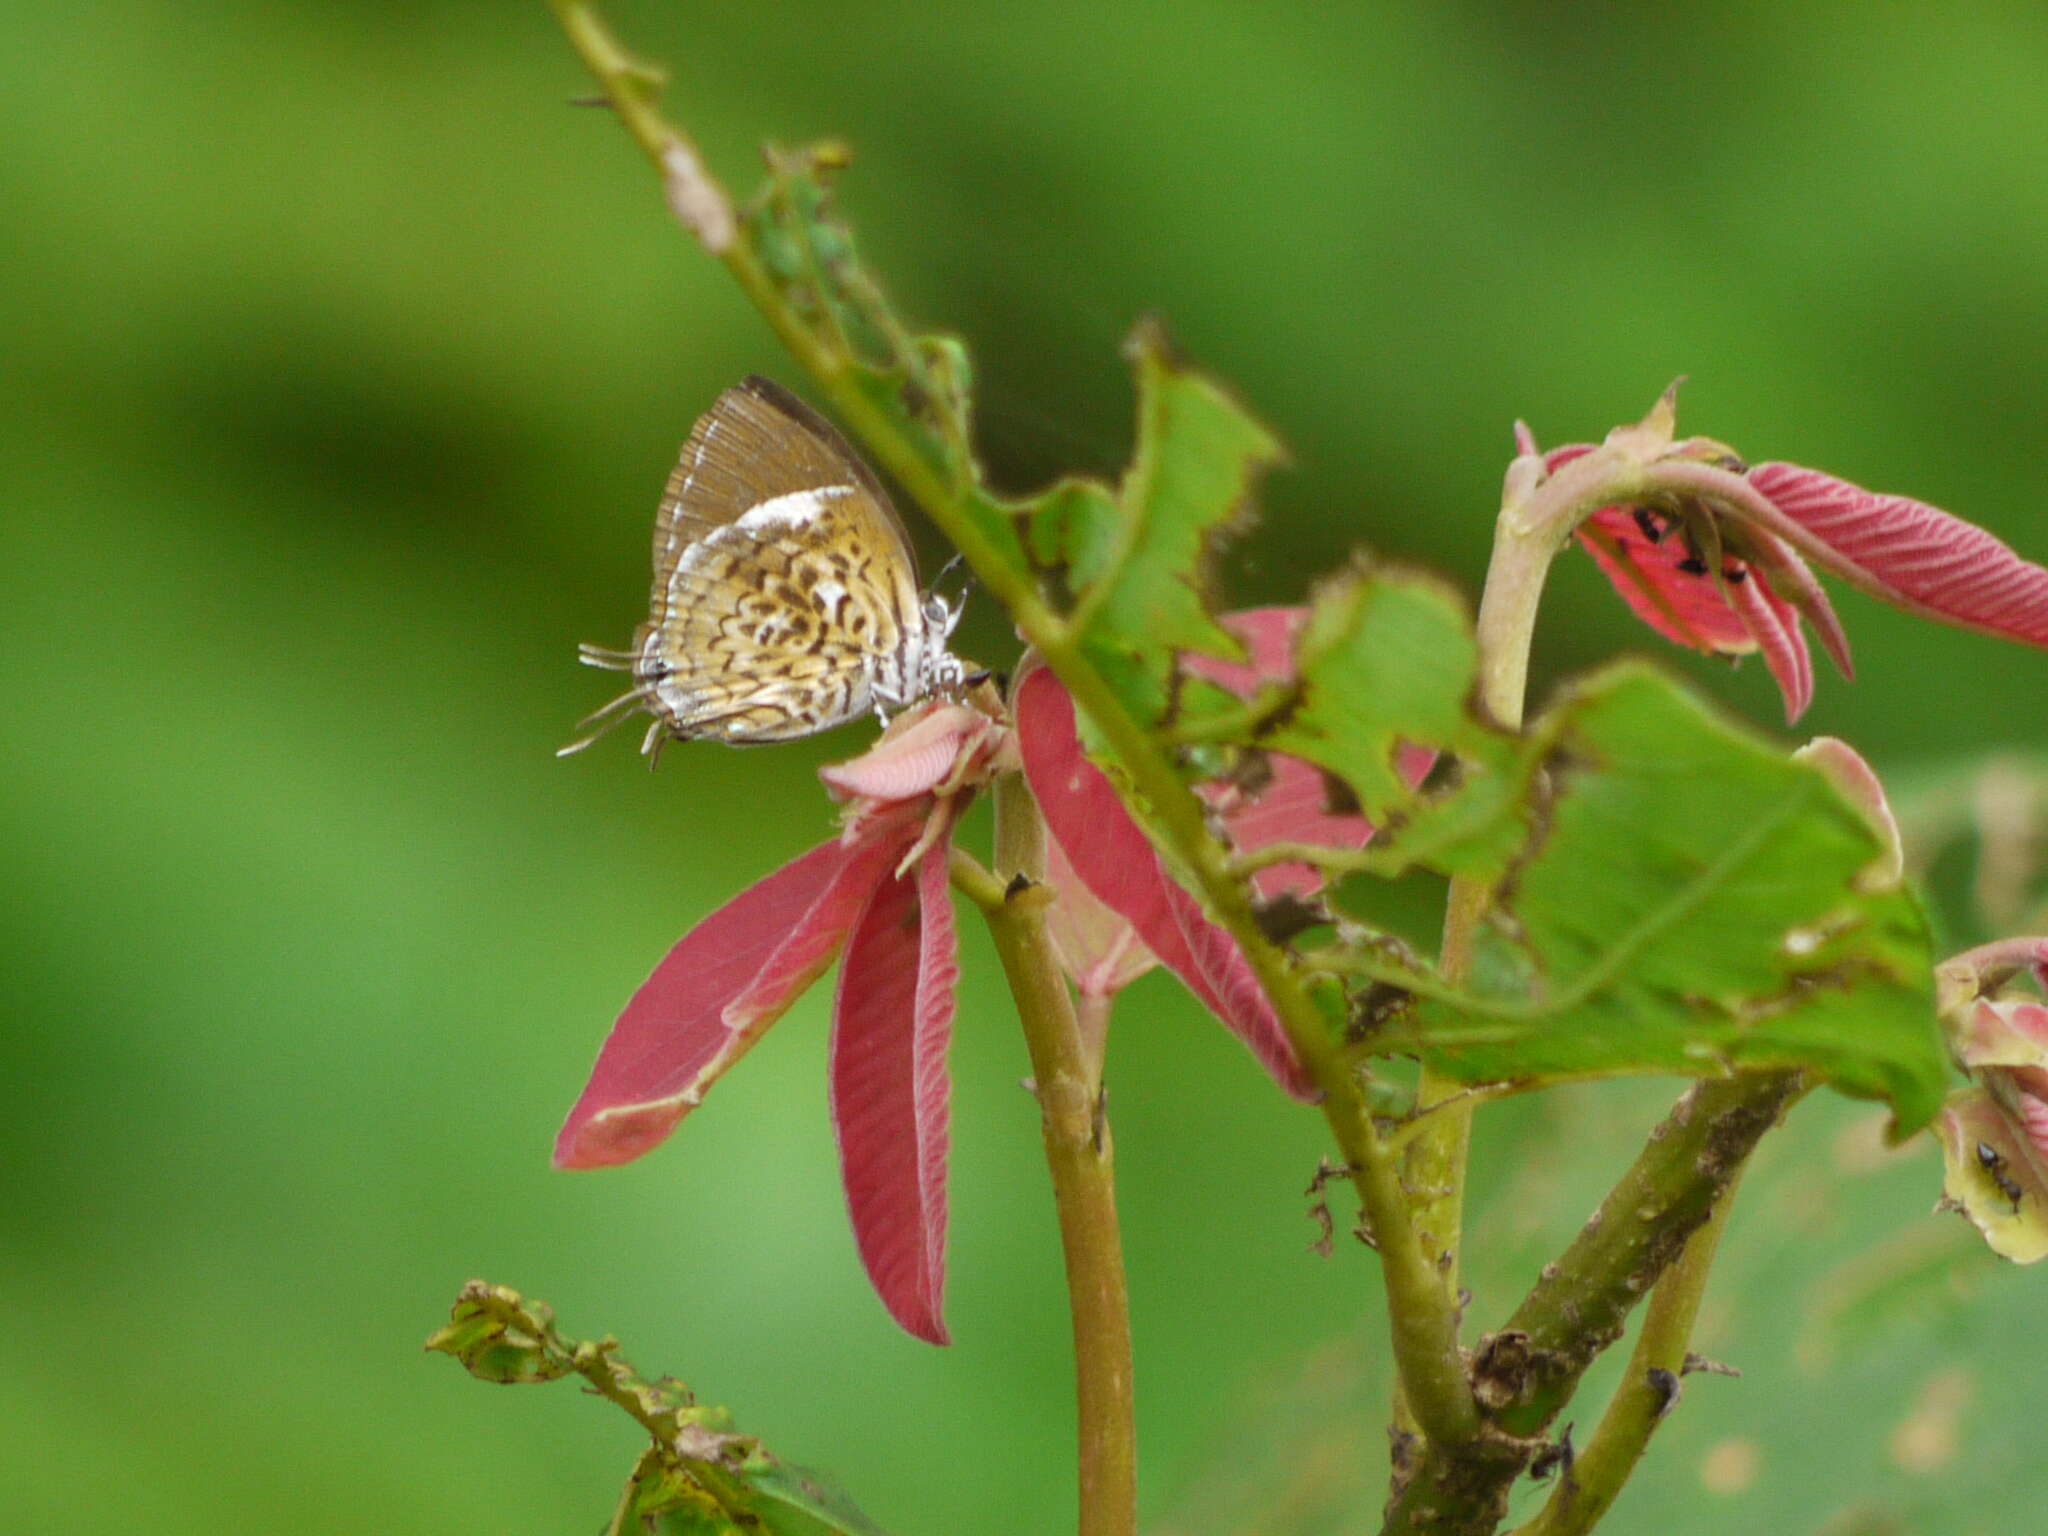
xmin=5 ymin=4 xmax=2045 ymax=1533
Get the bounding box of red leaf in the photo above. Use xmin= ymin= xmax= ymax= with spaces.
xmin=1725 ymin=558 xmax=1814 ymax=722
xmin=830 ymin=841 xmax=958 ymax=1344
xmin=1208 ymin=753 xmax=1371 ymax=898
xmin=1750 ymin=462 xmax=2048 ymax=647
xmin=1014 ymin=665 xmax=1316 ymax=1100
xmin=722 ymin=806 xmax=924 ymax=1035
xmin=1573 ymin=502 xmax=1838 ymax=721
xmin=555 ymin=824 xmax=910 ymax=1170
xmin=1742 ymin=530 xmax=1854 ymax=680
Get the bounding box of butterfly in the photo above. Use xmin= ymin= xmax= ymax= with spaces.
xmin=562 ymin=377 xmax=974 ymax=757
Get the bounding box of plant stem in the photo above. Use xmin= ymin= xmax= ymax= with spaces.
xmin=1397 ymin=457 xmax=1580 ymax=1434
xmin=1511 ymin=1163 xmax=1748 ymax=1536
xmin=987 ymin=772 xmax=1137 ymax=1536
xmin=1381 ymin=1071 xmax=1804 ymax=1535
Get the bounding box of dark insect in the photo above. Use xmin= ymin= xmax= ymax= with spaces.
xmin=1976 ymin=1140 xmax=2024 ymax=1214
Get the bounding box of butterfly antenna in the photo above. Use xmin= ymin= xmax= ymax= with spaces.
xmin=577 ymin=642 xmax=638 ymax=672
xmin=931 ymin=551 xmax=976 ymax=603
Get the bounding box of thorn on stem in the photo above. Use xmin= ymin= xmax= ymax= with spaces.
xmin=1682 ymin=1352 xmax=1741 ymax=1379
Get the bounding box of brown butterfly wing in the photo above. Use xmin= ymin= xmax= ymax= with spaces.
xmin=648 ymin=376 xmax=918 ymax=597
xmin=632 ymin=379 xmax=926 ymax=743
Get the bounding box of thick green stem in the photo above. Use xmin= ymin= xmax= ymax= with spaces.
xmin=987 ymin=773 xmax=1137 ymax=1536
xmin=1511 ymin=1163 xmax=1748 ymax=1536
xmin=1381 ymin=1072 xmax=1804 ymax=1535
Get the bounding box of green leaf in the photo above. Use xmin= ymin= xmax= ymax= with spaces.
xmin=1052 ymin=320 xmax=1285 ymax=724
xmin=1372 ymin=665 xmax=1947 ymax=1126
xmin=1201 ymin=561 xmax=1524 ymax=875
xmin=429 ymin=1282 xmax=892 ymax=1536
xmin=1023 ymin=476 xmax=1120 ymax=595
xmin=744 ymin=1460 xmax=894 ymax=1536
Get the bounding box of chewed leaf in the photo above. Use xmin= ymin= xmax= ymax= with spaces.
xmin=430 ymin=1282 xmax=893 ymax=1535
xmin=1178 ymin=569 xmax=1523 ymax=877
xmin=1048 ymin=323 xmax=1285 ymax=724
xmin=831 ymin=845 xmax=958 ymax=1345
xmin=1024 ymin=477 xmax=1121 ymax=596
xmin=1749 ymin=462 xmax=2048 ymax=647
xmin=1383 ymin=664 xmax=1945 ymax=1126
xmin=1184 ymin=608 xmax=1397 ymax=898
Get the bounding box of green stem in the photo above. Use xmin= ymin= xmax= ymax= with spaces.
xmin=1381 ymin=1071 xmax=1805 ymax=1535
xmin=1397 ymin=451 xmax=1587 ymax=1436
xmin=987 ymin=772 xmax=1137 ymax=1536
xmin=1511 ymin=1164 xmax=1748 ymax=1536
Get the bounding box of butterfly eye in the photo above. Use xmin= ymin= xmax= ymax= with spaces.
xmin=924 ymin=592 xmax=961 ymax=635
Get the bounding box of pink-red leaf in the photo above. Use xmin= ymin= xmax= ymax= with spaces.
xmin=1742 ymin=530 xmax=1854 ymax=680
xmin=555 ymin=822 xmax=911 ymax=1171
xmin=830 ymin=842 xmax=958 ymax=1344
xmin=722 ymin=809 xmax=921 ymax=1033
xmin=1042 ymin=830 xmax=1156 ymax=998
xmin=1014 ymin=665 xmax=1315 ymax=1100
xmin=1750 ymin=462 xmax=2048 ymax=647
xmin=1724 ymin=556 xmax=1815 ymax=722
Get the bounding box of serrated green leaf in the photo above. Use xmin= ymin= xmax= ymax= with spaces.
xmin=1376 ymin=665 xmax=1946 ymax=1126
xmin=425 ymin=1283 xmax=578 ymax=1384
xmin=1023 ymin=476 xmax=1120 ymax=588
xmin=1201 ymin=562 xmax=1524 ymax=875
xmin=1058 ymin=322 xmax=1284 ymax=723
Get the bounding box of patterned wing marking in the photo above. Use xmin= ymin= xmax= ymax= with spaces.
xmin=636 ymin=495 xmax=922 ymax=744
